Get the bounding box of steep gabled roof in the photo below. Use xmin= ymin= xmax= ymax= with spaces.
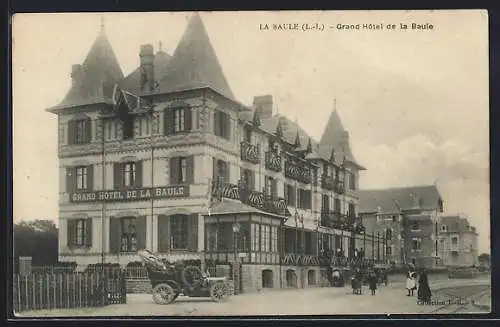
xmin=48 ymin=25 xmax=124 ymax=111
xmin=154 ymin=13 xmax=235 ymax=100
xmin=358 ymin=185 xmax=443 ymax=214
xmin=319 ymin=110 xmax=361 ymax=167
xmin=121 ymin=50 xmax=172 ymax=92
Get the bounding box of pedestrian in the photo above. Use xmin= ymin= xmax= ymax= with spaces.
xmin=406 ymin=270 xmax=416 ymax=296
xmin=417 ymin=268 xmax=432 ymax=304
xmin=368 ymin=270 xmax=377 ymax=295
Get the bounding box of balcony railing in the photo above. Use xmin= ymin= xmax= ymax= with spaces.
xmin=321 ymin=174 xmax=335 ymax=191
xmin=240 ymin=141 xmax=260 ymax=164
xmin=211 ymin=178 xmax=290 ymax=217
xmin=282 ymin=253 xmax=320 ymax=266
xmin=265 ymin=151 xmax=282 ymax=172
xmin=284 ymin=158 xmax=311 ymax=184
xmin=320 ymin=212 xmax=365 ymax=233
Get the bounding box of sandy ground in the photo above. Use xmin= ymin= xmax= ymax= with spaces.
xmin=17 ymin=275 xmax=490 ymax=317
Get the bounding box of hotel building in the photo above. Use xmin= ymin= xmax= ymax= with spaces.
xmin=47 ymin=13 xmax=373 ymax=292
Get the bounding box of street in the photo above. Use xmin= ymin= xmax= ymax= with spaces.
xmin=18 ymin=275 xmax=490 ymax=317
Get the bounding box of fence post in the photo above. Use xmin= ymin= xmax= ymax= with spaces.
xmin=46 ymin=273 xmax=50 ymax=310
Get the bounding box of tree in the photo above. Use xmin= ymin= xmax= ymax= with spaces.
xmin=14 ymin=219 xmax=58 ymax=269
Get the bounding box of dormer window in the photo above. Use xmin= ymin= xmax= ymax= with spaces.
xmin=441 ymin=225 xmax=448 ymax=232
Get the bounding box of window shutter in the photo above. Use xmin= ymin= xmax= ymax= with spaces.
xmin=135 ymin=161 xmax=143 ymax=187
xmin=184 ymin=107 xmax=192 ymax=132
xmin=225 ymin=113 xmax=231 ymax=139
xmin=109 ymin=217 xmax=121 ymax=253
xmin=136 ymin=216 xmax=147 ymax=250
xmin=188 ymin=214 xmax=199 ymax=251
xmin=214 ymin=109 xmax=221 ymax=136
xmin=186 ymin=155 xmax=194 ymax=184
xmin=67 ymin=120 xmax=76 ymax=145
xmin=86 ymin=165 xmax=94 ymax=191
xmin=66 ymin=167 xmax=75 ymax=193
xmin=170 ymin=157 xmax=179 ymax=185
xmin=250 ymin=170 xmax=255 ymax=190
xmin=291 ymin=186 xmax=296 ymax=206
xmin=113 ymin=163 xmax=122 ymax=189
xmin=284 ymin=184 xmax=288 ymax=203
xmin=85 ymin=119 xmax=92 ymax=143
xmin=86 ymin=218 xmax=93 ymax=247
xmin=158 ymin=215 xmax=170 ymax=252
xmin=225 ymin=161 xmax=230 ymax=182
xmin=164 ymin=108 xmax=174 ymax=135
xmin=67 ymin=219 xmax=76 ymax=247
xmin=212 ymin=157 xmax=217 ymax=181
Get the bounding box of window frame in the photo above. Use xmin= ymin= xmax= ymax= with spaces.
xmin=120 ymin=217 xmax=137 ymax=253
xmin=74 ymin=119 xmax=91 ymax=144
xmin=411 ymin=237 xmax=422 ymax=251
xmin=75 ymin=219 xmax=88 ymax=246
xmin=123 ymin=162 xmax=137 ymax=188
xmin=170 ymin=215 xmax=189 ymax=250
xmin=75 ymin=166 xmax=88 ymax=191
xmin=173 ymin=107 xmax=186 ymax=133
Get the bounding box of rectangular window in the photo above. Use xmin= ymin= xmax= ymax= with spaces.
xmin=441 ymin=225 xmax=448 ymax=232
xmin=75 ymin=119 xmax=90 ymax=144
xmin=171 ymin=215 xmax=188 ymax=249
xmin=322 ymin=194 xmax=329 ymax=212
xmin=206 ymin=224 xmax=217 ymax=251
xmin=261 ymin=225 xmax=270 ymax=252
xmin=265 ymin=176 xmax=274 ymax=197
xmin=285 ymin=184 xmax=295 ymax=206
xmin=243 ymin=125 xmax=252 ymax=142
xmin=251 ymin=224 xmax=260 ymax=251
xmin=271 ymin=227 xmax=278 ymax=252
xmin=120 ymin=218 xmax=137 ymax=252
xmin=412 ymin=238 xmax=421 ymax=251
xmin=451 ymin=236 xmax=458 ymax=245
xmin=215 ymin=159 xmax=229 ymax=183
xmin=75 ymin=219 xmax=87 ymax=246
xmin=75 ymin=166 xmax=88 ymax=190
xmin=386 ymin=245 xmax=392 ymax=256
xmin=123 ymin=117 xmax=134 ymax=140
xmin=174 ymin=108 xmax=185 ymax=133
xmin=334 ymin=198 xmax=341 ymax=213
xmin=348 ymin=203 xmax=356 ymax=217
xmin=123 ymin=162 xmax=136 ymax=187
xmin=214 ymin=110 xmax=230 ymax=139
xmin=298 ymin=189 xmax=312 ymax=209
xmin=174 ymin=157 xmax=188 ymax=184
xmin=349 ymin=172 xmax=356 ymax=190
xmin=242 ymin=168 xmax=254 ymax=190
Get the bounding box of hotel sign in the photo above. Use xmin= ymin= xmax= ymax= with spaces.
xmin=70 ymin=186 xmax=190 ymax=203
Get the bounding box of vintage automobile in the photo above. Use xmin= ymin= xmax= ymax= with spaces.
xmin=138 ymin=250 xmax=231 ymax=304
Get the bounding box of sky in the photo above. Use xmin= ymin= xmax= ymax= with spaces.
xmin=12 ymin=10 xmax=490 ymax=253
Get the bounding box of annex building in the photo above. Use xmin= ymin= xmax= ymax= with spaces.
xmin=48 ymin=13 xmax=382 ymax=292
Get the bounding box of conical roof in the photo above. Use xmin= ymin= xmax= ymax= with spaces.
xmin=155 ymin=13 xmax=235 ymax=100
xmin=320 ymin=110 xmax=363 ymax=168
xmin=49 ymin=25 xmax=124 ymax=111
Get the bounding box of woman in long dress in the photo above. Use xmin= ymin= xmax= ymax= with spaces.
xmin=417 ymin=269 xmax=432 ymax=304
xmin=406 ymin=271 xmax=416 ymax=296
xmin=368 ymin=270 xmax=378 ymax=295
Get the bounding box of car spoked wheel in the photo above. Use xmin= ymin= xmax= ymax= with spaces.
xmin=210 ymin=282 xmax=228 ymax=302
xmin=152 ymin=283 xmax=176 ymax=304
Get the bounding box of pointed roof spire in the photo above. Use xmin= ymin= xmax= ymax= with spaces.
xmin=48 ymin=23 xmax=124 ymax=111
xmin=294 ymin=129 xmax=301 ymax=148
xmin=156 ymin=12 xmax=235 ymax=100
xmin=276 ymin=119 xmax=283 ymax=138
xmin=306 ymin=137 xmax=312 ymax=153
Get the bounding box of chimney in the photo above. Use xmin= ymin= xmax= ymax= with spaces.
xmin=139 ymin=44 xmax=155 ymax=91
xmin=253 ymin=95 xmax=273 ymax=119
xmin=71 ymin=64 xmax=81 ymax=86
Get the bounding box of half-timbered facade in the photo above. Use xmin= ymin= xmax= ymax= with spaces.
xmin=48 ymin=13 xmax=371 ymax=292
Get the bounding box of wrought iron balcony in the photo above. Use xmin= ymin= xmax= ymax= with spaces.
xmin=211 ymin=178 xmax=289 ymax=217
xmin=282 ymin=253 xmax=320 ymax=266
xmin=284 ymin=158 xmax=312 ymax=184
xmin=321 ymin=174 xmax=335 ymax=191
xmin=240 ymin=141 xmax=260 ymax=164
xmin=265 ymin=151 xmax=282 ymax=172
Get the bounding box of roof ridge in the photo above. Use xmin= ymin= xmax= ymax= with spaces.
xmin=360 ymin=184 xmax=438 ymax=192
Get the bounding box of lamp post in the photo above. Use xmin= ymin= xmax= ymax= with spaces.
xmin=232 ymin=222 xmax=241 ymax=294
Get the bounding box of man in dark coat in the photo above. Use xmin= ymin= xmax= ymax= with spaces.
xmin=368 ymin=270 xmax=377 ymax=295
xmin=417 ymin=268 xmax=432 ymax=304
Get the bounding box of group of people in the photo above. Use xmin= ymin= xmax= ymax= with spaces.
xmin=405 ymin=267 xmax=432 ymax=304
xmin=350 ymin=267 xmax=387 ymax=296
